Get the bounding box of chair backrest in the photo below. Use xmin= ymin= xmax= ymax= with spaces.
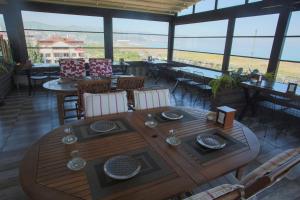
xmin=133 ymin=88 xmax=171 ymax=110
xmin=59 ymin=58 xmax=85 ymax=79
xmin=116 ymin=76 xmax=145 ymax=104
xmin=242 ymin=147 xmax=300 ymax=199
xmin=183 ymin=184 xmax=244 ymax=200
xmin=89 ymin=58 xmax=112 ymax=78
xmin=77 ymin=79 xmax=111 ymax=113
xmin=83 ymin=91 xmax=128 ymax=118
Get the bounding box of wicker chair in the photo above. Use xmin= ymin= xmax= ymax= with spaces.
xmin=116 ymin=76 xmax=145 ymax=105
xmin=76 ymin=79 xmax=111 ymax=119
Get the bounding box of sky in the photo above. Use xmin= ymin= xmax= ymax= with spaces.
xmin=0 ymin=2 xmax=299 ymax=62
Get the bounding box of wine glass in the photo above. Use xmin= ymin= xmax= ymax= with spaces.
xmin=144 ymin=114 xmax=158 ymax=128
xmin=62 ymin=127 xmax=78 ymax=145
xmin=67 ymin=150 xmax=86 ymax=171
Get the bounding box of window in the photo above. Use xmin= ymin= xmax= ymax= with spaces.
xmin=177 ymin=5 xmax=193 ymax=16
xmin=173 ymin=20 xmax=228 ymax=70
xmin=217 ymin=0 xmax=245 ymax=9
xmin=195 ymin=0 xmax=215 ymax=13
xmin=113 ymin=18 xmax=168 ymax=61
xmin=277 ymin=11 xmax=300 ymax=82
xmin=22 ymin=11 xmax=104 ymax=64
xmin=229 ymin=14 xmax=279 ymax=73
xmin=0 ymin=14 xmax=7 ymax=40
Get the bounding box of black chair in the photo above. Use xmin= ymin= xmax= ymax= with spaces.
xmin=30 ymin=71 xmax=49 ymax=95
xmin=171 ymin=70 xmax=192 ymax=94
xmin=193 ymin=72 xmax=212 ymax=108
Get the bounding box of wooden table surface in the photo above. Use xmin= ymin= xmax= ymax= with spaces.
xmin=171 ymin=66 xmax=223 ymax=79
xmin=20 ymin=107 xmax=260 ymax=200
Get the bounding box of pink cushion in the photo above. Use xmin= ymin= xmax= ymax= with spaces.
xmin=59 ymin=59 xmax=85 ymax=79
xmin=89 ymin=58 xmax=112 ymax=78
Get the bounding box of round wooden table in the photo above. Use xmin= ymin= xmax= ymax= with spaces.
xmin=20 ymin=107 xmax=260 ymax=200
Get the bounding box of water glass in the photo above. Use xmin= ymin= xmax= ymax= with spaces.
xmin=144 ymin=114 xmax=158 ymax=128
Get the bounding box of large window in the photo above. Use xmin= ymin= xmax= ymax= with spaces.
xmin=217 ymin=0 xmax=245 ymax=9
xmin=113 ymin=18 xmax=168 ymax=61
xmin=174 ymin=20 xmax=228 ymax=70
xmin=277 ymin=11 xmax=300 ymax=82
xmin=0 ymin=14 xmax=7 ymax=40
xmin=229 ymin=14 xmax=279 ymax=73
xmin=195 ymin=0 xmax=215 ymax=13
xmin=22 ymin=11 xmax=104 ymax=64
xmin=177 ymin=5 xmax=194 ymax=16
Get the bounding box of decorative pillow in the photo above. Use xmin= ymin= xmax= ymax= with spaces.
xmin=89 ymin=58 xmax=112 ymax=78
xmin=184 ymin=184 xmax=244 ymax=200
xmin=83 ymin=91 xmax=128 ymax=118
xmin=59 ymin=59 xmax=85 ymax=79
xmin=133 ymin=89 xmax=171 ymax=110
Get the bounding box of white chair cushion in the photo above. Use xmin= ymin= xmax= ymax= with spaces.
xmin=84 ymin=91 xmax=128 ymax=118
xmin=133 ymin=89 xmax=171 ymax=110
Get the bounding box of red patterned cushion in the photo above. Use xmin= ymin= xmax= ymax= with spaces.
xmin=89 ymin=58 xmax=112 ymax=78
xmin=59 ymin=59 xmax=85 ymax=79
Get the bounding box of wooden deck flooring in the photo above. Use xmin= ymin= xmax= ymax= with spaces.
xmin=0 ymin=78 xmax=299 ymax=200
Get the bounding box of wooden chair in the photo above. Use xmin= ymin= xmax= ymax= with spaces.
xmin=133 ymin=88 xmax=171 ymax=110
xmin=83 ymin=91 xmax=128 ymax=118
xmin=183 ymin=184 xmax=244 ymax=200
xmin=116 ymin=76 xmax=145 ymax=105
xmin=76 ymin=79 xmax=111 ymax=119
xmin=241 ymin=147 xmax=300 ymax=199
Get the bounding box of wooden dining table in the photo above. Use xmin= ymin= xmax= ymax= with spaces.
xmin=20 ymin=106 xmax=260 ymax=200
xmin=43 ymin=75 xmax=134 ymax=125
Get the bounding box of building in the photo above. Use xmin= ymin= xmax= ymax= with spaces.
xmin=38 ymin=36 xmax=85 ymax=63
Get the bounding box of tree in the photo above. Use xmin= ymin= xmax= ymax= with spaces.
xmin=28 ymin=44 xmax=43 ymax=63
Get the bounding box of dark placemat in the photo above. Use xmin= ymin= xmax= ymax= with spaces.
xmin=72 ymin=118 xmax=135 ymax=142
xmin=85 ymin=148 xmax=173 ymax=200
xmin=154 ymin=109 xmax=198 ymax=124
xmin=182 ymin=129 xmax=247 ymax=164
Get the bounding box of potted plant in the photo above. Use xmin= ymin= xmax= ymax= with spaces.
xmin=263 ymin=72 xmax=275 ymax=87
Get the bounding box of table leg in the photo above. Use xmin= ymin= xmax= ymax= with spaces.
xmin=238 ymin=88 xmax=250 ymax=120
xmin=56 ymin=93 xmax=65 ymax=125
xmin=238 ymin=88 xmax=260 ymax=120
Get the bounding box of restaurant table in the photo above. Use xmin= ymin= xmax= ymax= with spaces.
xmin=239 ymin=80 xmax=300 ymax=120
xmin=43 ymin=75 xmax=134 ymax=125
xmin=171 ymin=66 xmax=223 ymax=79
xmin=20 ymin=106 xmax=260 ymax=200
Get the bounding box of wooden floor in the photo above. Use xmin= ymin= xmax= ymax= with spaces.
xmin=0 ymin=78 xmax=299 ymax=200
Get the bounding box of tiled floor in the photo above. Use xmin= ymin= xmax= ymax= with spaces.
xmin=0 ymin=78 xmax=299 ymax=200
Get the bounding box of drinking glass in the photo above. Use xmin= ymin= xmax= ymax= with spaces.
xmin=62 ymin=127 xmax=78 ymax=145
xmin=144 ymin=114 xmax=158 ymax=128
xmin=67 ymin=150 xmax=86 ymax=171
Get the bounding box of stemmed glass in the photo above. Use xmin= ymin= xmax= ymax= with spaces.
xmin=67 ymin=150 xmax=86 ymax=171
xmin=62 ymin=127 xmax=78 ymax=145
xmin=144 ymin=114 xmax=158 ymax=128
xmin=166 ymin=129 xmax=181 ymax=146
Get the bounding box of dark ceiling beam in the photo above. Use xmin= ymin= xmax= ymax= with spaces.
xmin=20 ymin=1 xmax=174 ymax=22
xmin=175 ymin=0 xmax=300 ymax=24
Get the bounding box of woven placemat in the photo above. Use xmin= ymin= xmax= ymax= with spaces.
xmin=181 ymin=129 xmax=247 ymax=164
xmin=72 ymin=118 xmax=135 ymax=142
xmin=85 ymin=148 xmax=173 ymax=200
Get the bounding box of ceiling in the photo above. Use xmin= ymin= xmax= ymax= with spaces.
xmin=25 ymin=0 xmax=200 ymax=15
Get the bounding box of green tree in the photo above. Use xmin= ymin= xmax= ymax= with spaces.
xmin=28 ymin=44 xmax=43 ymax=63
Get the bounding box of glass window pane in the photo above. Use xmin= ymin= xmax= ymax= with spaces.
xmin=248 ymin=0 xmax=262 ymax=2
xmin=0 ymin=14 xmax=6 ymax=32
xmin=229 ymin=56 xmax=269 ymax=74
xmin=231 ymin=38 xmax=274 ymax=58
xmin=276 ymin=61 xmax=300 ymax=83
xmin=234 ymin=14 xmax=279 ymax=36
xmin=173 ymin=50 xmax=223 ymax=70
xmin=177 ymin=5 xmax=193 ymax=16
xmin=218 ymin=0 xmax=244 ymax=9
xmin=113 ymin=18 xmax=168 ymax=34
xmin=281 ymin=37 xmax=300 ymax=62
xmin=114 ymin=48 xmax=167 ymax=61
xmin=195 ymin=0 xmax=215 ymax=13
xmin=174 ymin=38 xmax=226 ymax=54
xmin=175 ymin=20 xmax=228 ymax=37
xmin=22 ymin=11 xmax=103 ymax=32
xmin=286 ymin=11 xmax=300 ymax=36
xmin=113 ymin=34 xmax=168 ymax=48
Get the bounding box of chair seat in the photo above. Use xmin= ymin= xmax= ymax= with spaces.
xmin=186 ymin=80 xmax=201 ymax=86
xmin=195 ymin=84 xmax=212 ymax=90
xmin=269 ymin=94 xmax=291 ymax=101
xmin=176 ymin=77 xmax=192 ymax=82
xmin=30 ymin=75 xmax=48 ymax=80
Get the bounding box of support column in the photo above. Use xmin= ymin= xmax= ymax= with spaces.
xmin=267 ymin=8 xmax=291 ymax=74
xmin=104 ymin=16 xmax=113 ymax=60
xmin=222 ymin=17 xmax=235 ymax=72
xmin=3 ymin=0 xmax=28 ymax=63
xmin=167 ymin=18 xmax=175 ymax=62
